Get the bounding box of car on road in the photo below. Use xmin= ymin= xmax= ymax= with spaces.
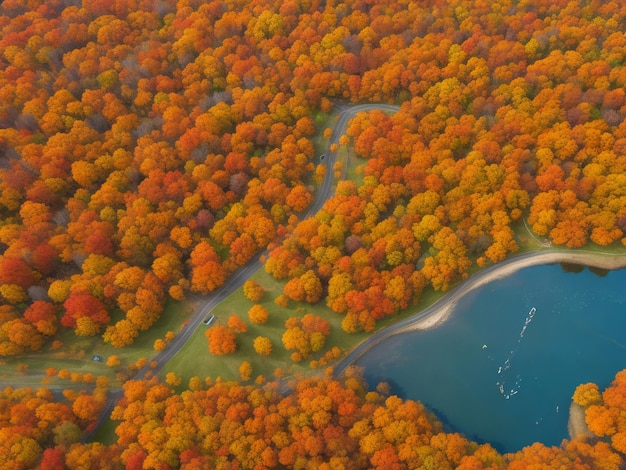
xmin=203 ymin=313 xmax=216 ymax=326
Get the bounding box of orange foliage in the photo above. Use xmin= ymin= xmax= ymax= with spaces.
xmin=253 ymin=336 xmax=273 ymax=356
xmin=205 ymin=325 xmax=238 ymax=355
xmin=227 ymin=314 xmax=248 ymax=334
xmin=1 ymin=0 xmax=626 ymax=465
xmin=579 ymin=370 xmax=626 ymax=457
xmin=282 ymin=314 xmax=331 ymax=360
xmin=248 ymin=304 xmax=270 ymax=324
xmin=243 ymin=279 xmax=264 ymax=302
xmin=61 ymin=292 xmax=109 ymax=331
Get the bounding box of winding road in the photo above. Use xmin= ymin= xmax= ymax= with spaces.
xmin=136 ymin=103 xmax=402 ymax=379
xmin=85 ymin=103 xmax=400 ymax=440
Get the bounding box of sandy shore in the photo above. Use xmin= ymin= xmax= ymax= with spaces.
xmin=568 ymin=402 xmax=595 ymax=440
xmin=334 ymin=249 xmax=626 ymax=377
xmin=406 ymin=250 xmax=626 ymax=331
xmin=411 ymin=250 xmax=624 ymax=442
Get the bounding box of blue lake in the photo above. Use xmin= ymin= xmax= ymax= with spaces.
xmin=355 ymin=263 xmax=626 ymax=453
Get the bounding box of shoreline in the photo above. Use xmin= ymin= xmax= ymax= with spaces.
xmin=568 ymin=402 xmax=595 ymax=441
xmin=404 ymin=250 xmax=626 ymax=332
xmin=334 ymin=249 xmax=626 ymax=376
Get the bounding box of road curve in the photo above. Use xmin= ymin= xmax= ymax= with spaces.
xmin=137 ymin=103 xmax=401 ymax=379
xmin=307 ymin=103 xmax=400 ymax=216
xmin=85 ymin=103 xmax=401 ymax=440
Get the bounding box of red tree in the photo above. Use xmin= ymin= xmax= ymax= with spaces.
xmin=61 ymin=292 xmax=110 ymax=330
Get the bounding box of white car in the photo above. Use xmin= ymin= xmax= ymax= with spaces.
xmin=203 ymin=313 xmax=216 ymax=326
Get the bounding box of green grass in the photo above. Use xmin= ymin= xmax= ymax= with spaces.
xmin=162 ymin=267 xmax=369 ymax=385
xmin=91 ymin=416 xmax=118 ymax=445
xmin=310 ymin=109 xmax=336 ymax=157
xmin=0 ymin=343 xmax=117 ymax=385
xmin=92 ymin=298 xmax=193 ymax=369
xmin=343 ymin=145 xmax=366 ymax=186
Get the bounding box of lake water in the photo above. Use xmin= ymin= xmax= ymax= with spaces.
xmin=355 ymin=263 xmax=626 ymax=452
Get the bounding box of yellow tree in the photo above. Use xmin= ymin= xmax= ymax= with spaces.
xmin=253 ymin=336 xmax=272 ymax=356
xmin=248 ymin=304 xmax=269 ymax=324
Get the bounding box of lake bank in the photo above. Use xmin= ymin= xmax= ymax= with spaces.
xmin=568 ymin=402 xmax=594 ymax=441
xmin=402 ymin=250 xmax=626 ymax=332
xmin=334 ymin=250 xmax=626 ymax=378
xmin=346 ymin=249 xmax=626 ymax=451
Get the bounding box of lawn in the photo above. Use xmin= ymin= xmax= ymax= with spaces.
xmin=91 ymin=298 xmax=194 ymax=369
xmin=91 ymin=417 xmax=118 ymax=446
xmin=161 ymin=268 xmax=369 ymax=385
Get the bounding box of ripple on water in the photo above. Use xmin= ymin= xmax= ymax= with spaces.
xmin=355 ymin=264 xmax=626 ymax=453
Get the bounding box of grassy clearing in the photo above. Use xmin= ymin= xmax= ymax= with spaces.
xmin=311 ymin=109 xmax=334 ymax=151
xmin=93 ymin=299 xmax=193 ymax=369
xmin=162 ymin=268 xmax=368 ymax=385
xmin=343 ymin=145 xmax=366 ymax=186
xmin=0 ymin=339 xmax=118 ymax=386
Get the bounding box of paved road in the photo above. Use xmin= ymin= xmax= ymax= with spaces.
xmin=136 ymin=103 xmax=401 ymax=379
xmin=83 ymin=103 xmax=400 ymax=440
xmin=307 ymin=103 xmax=400 ymax=216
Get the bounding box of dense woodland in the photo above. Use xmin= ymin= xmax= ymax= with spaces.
xmin=2 ymin=0 xmax=626 ymax=466
xmin=0 ymin=371 xmax=625 ymax=469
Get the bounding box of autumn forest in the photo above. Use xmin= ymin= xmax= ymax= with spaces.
xmin=1 ymin=0 xmax=626 ymax=467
